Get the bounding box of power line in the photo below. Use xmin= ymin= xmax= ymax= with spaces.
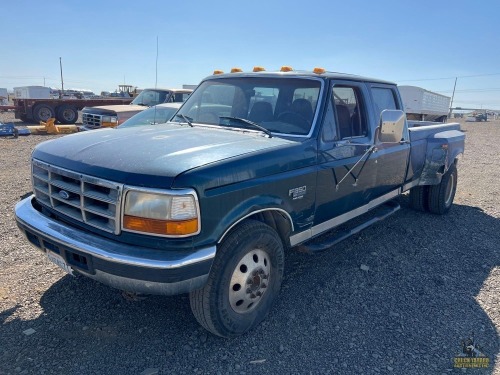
xmin=0 ymin=75 xmax=58 ymax=80
xmin=436 ymin=88 xmax=500 ymax=93
xmin=398 ymin=73 xmax=500 ymax=82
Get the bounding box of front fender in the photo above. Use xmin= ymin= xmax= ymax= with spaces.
xmin=216 ymin=194 xmax=294 ymax=243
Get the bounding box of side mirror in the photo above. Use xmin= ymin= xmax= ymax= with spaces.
xmin=378 ymin=110 xmax=406 ymax=143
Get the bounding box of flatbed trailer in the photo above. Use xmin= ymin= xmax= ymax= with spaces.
xmin=3 ymin=98 xmax=134 ymax=124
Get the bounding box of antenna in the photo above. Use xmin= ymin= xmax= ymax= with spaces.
xmin=152 ymin=36 xmax=159 ymax=125
xmin=155 ymin=36 xmax=159 ymax=89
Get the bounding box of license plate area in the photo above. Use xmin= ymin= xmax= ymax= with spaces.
xmin=41 ymin=239 xmax=93 ymax=274
xmin=47 ymin=251 xmax=74 ymax=275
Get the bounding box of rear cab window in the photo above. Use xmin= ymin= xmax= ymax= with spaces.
xmin=370 ymin=84 xmax=408 ymax=141
xmin=370 ymin=86 xmax=400 ymax=118
xmin=172 ymin=92 xmax=191 ymax=102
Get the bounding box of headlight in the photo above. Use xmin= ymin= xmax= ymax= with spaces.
xmin=122 ymin=189 xmax=200 ymax=237
xmin=102 ymin=115 xmax=118 ymax=123
xmin=101 ymin=116 xmax=118 ymax=127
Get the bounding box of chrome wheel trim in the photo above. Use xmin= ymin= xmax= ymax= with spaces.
xmin=229 ymin=249 xmax=271 ymax=314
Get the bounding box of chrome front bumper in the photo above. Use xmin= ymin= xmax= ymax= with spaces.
xmin=15 ymin=196 xmax=215 ymax=295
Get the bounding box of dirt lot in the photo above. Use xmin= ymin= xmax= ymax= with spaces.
xmin=0 ymin=111 xmax=499 ymax=374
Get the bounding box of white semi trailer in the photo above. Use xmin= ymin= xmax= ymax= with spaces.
xmin=399 ymin=85 xmax=450 ymax=123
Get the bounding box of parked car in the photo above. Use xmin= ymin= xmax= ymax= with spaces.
xmin=118 ymin=103 xmax=182 ymax=128
xmin=15 ymin=67 xmax=464 ymax=337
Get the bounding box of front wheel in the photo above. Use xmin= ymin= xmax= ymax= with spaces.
xmin=428 ymin=163 xmax=457 ymax=214
xmin=189 ymin=220 xmax=284 ymax=337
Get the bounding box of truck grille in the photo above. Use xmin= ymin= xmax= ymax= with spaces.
xmin=82 ymin=113 xmax=102 ymax=128
xmin=31 ymin=159 xmax=123 ymax=234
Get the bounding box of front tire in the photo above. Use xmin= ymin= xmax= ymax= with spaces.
xmin=428 ymin=163 xmax=457 ymax=214
xmin=189 ymin=220 xmax=285 ymax=337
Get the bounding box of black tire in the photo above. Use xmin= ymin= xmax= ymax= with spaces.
xmin=56 ymin=105 xmax=78 ymax=124
xmin=189 ymin=220 xmax=284 ymax=338
xmin=409 ymin=185 xmax=429 ymax=212
xmin=428 ymin=163 xmax=457 ymax=214
xmin=32 ymin=104 xmax=55 ymax=122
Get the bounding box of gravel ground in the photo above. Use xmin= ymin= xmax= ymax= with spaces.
xmin=0 ymin=111 xmax=498 ymax=375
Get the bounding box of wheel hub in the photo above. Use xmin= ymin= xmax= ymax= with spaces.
xmin=229 ymin=249 xmax=270 ymax=313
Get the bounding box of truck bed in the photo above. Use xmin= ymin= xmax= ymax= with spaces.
xmin=407 ymin=122 xmax=464 ymax=185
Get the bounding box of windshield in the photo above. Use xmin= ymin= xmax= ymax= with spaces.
xmin=131 ymin=89 xmax=171 ymax=106
xmin=118 ymin=105 xmax=180 ymax=128
xmin=172 ymin=77 xmax=321 ymax=136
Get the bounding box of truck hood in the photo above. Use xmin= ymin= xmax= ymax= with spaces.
xmin=32 ymin=124 xmax=296 ymax=188
xmin=82 ymin=104 xmax=146 ymax=115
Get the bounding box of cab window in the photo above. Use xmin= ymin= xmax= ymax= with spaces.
xmin=332 ymin=86 xmax=367 ymax=139
xmin=371 ymin=87 xmax=399 ymax=118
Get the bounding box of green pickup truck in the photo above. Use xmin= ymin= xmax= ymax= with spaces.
xmin=15 ymin=67 xmax=465 ymax=337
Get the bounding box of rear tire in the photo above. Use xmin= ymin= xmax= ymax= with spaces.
xmin=56 ymin=105 xmax=78 ymax=124
xmin=409 ymin=185 xmax=429 ymax=212
xmin=428 ymin=163 xmax=457 ymax=214
xmin=189 ymin=220 xmax=284 ymax=337
xmin=32 ymin=104 xmax=55 ymax=122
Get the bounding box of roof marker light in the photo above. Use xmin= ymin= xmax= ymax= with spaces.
xmin=280 ymin=66 xmax=294 ymax=72
xmin=253 ymin=66 xmax=266 ymax=72
xmin=213 ymin=70 xmax=224 ymax=75
xmin=231 ymin=67 xmax=243 ymax=73
xmin=313 ymin=67 xmax=326 ymax=74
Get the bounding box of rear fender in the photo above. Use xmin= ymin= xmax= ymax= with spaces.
xmin=419 ymin=129 xmax=465 ymax=185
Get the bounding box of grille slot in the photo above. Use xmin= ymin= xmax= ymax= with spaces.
xmin=32 ymin=159 xmax=123 ymax=234
xmin=82 ymin=113 xmax=102 ymax=128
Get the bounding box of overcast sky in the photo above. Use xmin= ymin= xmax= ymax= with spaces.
xmin=1 ymin=0 xmax=498 ymax=109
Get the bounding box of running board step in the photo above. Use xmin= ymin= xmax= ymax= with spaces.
xmin=297 ymin=200 xmax=400 ymax=254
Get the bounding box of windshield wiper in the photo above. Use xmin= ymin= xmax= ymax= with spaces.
xmin=174 ymin=114 xmax=194 ymax=127
xmin=219 ymin=116 xmax=272 ymax=137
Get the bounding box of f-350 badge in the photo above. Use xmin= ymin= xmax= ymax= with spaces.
xmin=289 ymin=186 xmax=306 ymax=200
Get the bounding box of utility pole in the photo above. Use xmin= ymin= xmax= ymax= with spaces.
xmin=448 ymin=77 xmax=457 ymax=119
xmin=59 ymin=57 xmax=64 ymax=99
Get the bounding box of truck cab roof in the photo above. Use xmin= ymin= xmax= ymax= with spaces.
xmin=203 ymin=69 xmax=395 ymax=86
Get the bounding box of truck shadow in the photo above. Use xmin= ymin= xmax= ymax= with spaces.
xmin=1 ymin=202 xmax=498 ymax=374
xmin=278 ymin=200 xmax=499 ymax=373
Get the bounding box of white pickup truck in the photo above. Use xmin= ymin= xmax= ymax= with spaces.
xmin=81 ymin=88 xmax=192 ymax=130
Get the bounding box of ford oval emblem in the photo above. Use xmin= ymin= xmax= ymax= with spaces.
xmin=59 ymin=190 xmax=70 ymax=200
